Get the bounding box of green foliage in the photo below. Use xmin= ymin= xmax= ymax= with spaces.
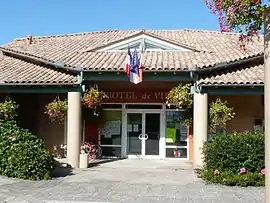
xmin=200 ymin=169 xmax=265 ymax=187
xmin=166 ymin=83 xmax=193 ymax=125
xmin=209 ymin=98 xmax=234 ymax=131
xmin=166 ymin=83 xmax=193 ymax=110
xmin=200 ymin=130 xmax=265 ymax=186
xmin=0 ymin=120 xmax=55 ymax=180
xmin=205 ymin=0 xmax=268 ymax=39
xmin=0 ymin=98 xmax=19 ymax=121
xmin=203 ymin=130 xmax=264 ymax=173
xmin=82 ymin=86 xmax=108 ymax=116
xmin=44 ymin=97 xmax=68 ymax=123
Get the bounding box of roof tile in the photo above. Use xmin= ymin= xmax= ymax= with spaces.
xmin=0 ymin=53 xmax=77 ymax=84
xmin=3 ymin=29 xmax=263 ymax=71
xmin=199 ymin=62 xmax=264 ymax=86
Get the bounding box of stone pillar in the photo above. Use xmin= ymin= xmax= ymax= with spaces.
xmin=67 ymin=92 xmax=81 ymax=168
xmin=193 ymin=92 xmax=208 ymax=169
xmin=264 ymin=8 xmax=270 ymax=203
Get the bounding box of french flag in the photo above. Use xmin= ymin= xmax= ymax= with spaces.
xmin=125 ymin=48 xmax=143 ymax=84
xmin=125 ymin=47 xmax=132 ymax=77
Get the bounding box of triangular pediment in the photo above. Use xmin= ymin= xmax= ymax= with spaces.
xmin=96 ymin=33 xmax=193 ymax=52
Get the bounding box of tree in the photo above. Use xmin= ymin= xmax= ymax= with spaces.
xmin=205 ymin=0 xmax=268 ymax=43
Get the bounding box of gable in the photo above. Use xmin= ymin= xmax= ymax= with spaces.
xmin=96 ymin=34 xmax=193 ymax=52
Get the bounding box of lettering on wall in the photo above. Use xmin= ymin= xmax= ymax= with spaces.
xmin=105 ymin=91 xmax=169 ymax=103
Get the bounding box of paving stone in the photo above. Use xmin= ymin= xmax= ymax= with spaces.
xmin=0 ymin=160 xmax=265 ymax=203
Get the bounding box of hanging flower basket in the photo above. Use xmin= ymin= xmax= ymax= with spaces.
xmin=0 ymin=98 xmax=19 ymax=121
xmin=44 ymin=97 xmax=68 ymax=123
xmin=166 ymin=83 xmax=193 ymax=110
xmin=209 ymin=98 xmax=235 ymax=132
xmin=82 ymin=86 xmax=108 ymax=116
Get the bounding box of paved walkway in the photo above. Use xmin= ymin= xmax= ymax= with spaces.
xmin=0 ymin=159 xmax=265 ymax=203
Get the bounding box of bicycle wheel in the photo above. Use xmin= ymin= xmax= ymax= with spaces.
xmin=89 ymin=144 xmax=100 ymax=159
xmin=96 ymin=145 xmax=102 ymax=159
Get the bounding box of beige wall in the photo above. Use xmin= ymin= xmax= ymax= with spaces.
xmin=209 ymin=95 xmax=264 ymax=132
xmin=36 ymin=94 xmax=66 ymax=156
xmin=0 ymin=94 xmax=67 ymax=157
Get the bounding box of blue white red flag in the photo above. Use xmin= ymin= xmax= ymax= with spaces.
xmin=128 ymin=48 xmax=143 ymax=84
xmin=125 ymin=47 xmax=132 ymax=77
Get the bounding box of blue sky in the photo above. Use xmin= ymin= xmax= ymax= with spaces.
xmin=0 ymin=0 xmax=220 ymax=45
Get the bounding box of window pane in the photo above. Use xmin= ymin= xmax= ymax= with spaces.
xmin=166 ymin=148 xmax=187 ymax=158
xmin=101 ymin=147 xmax=121 ymax=157
xmin=99 ymin=110 xmax=122 ymax=145
xmin=165 ymin=111 xmax=188 ymax=146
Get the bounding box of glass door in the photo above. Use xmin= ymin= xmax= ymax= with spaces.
xmin=127 ymin=113 xmax=142 ymax=156
xmin=145 ymin=113 xmax=160 ymax=156
xmin=126 ymin=111 xmax=161 ymax=158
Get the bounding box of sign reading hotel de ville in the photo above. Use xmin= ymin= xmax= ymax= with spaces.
xmin=105 ymin=91 xmax=169 ymax=103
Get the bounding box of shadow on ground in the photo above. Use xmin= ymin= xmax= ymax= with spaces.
xmin=52 ymin=167 xmax=74 ymax=178
xmin=52 ymin=159 xmax=74 ymax=178
xmin=52 ymin=158 xmax=125 ymax=178
xmin=88 ymin=158 xmax=126 ymax=167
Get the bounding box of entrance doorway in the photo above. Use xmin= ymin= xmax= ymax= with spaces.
xmin=126 ymin=110 xmax=161 ymax=158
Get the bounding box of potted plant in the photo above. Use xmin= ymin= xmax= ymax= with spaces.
xmin=44 ymin=97 xmax=68 ymax=123
xmin=166 ymin=83 xmax=193 ymax=111
xmin=80 ymin=143 xmax=89 ymax=168
xmin=0 ymin=97 xmax=19 ymax=120
xmin=81 ymin=86 xmax=108 ymax=116
xmin=209 ymin=98 xmax=235 ymax=134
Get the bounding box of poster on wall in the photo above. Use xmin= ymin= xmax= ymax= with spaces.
xmin=133 ymin=124 xmax=139 ymax=132
xmin=101 ymin=120 xmax=121 ymax=138
xmin=166 ymin=128 xmax=176 ymax=143
xmin=127 ymin=124 xmax=133 ymax=132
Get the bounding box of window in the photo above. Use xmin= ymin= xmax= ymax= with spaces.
xmin=165 ymin=111 xmax=188 ymax=158
xmin=99 ymin=110 xmax=122 ymax=157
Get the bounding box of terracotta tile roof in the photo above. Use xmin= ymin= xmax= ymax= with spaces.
xmin=3 ymin=29 xmax=264 ymax=71
xmin=199 ymin=62 xmax=264 ymax=86
xmin=0 ymin=52 xmax=77 ymax=84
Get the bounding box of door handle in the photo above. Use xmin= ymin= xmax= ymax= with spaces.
xmin=144 ymin=134 xmax=148 ymax=140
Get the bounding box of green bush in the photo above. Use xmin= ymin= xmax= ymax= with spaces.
xmin=202 ymin=130 xmax=264 ymax=173
xmin=200 ymin=130 xmax=265 ymax=186
xmin=200 ymin=169 xmax=265 ymax=187
xmin=0 ymin=120 xmax=55 ymax=180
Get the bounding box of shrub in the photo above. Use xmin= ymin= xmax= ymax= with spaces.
xmin=200 ymin=130 xmax=265 ymax=186
xmin=202 ymin=130 xmax=264 ymax=173
xmin=0 ymin=120 xmax=55 ymax=180
xmin=200 ymin=169 xmax=265 ymax=187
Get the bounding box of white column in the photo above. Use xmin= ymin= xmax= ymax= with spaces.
xmin=121 ymin=104 xmax=127 ymax=158
xmin=264 ymin=9 xmax=270 ymax=203
xmin=67 ymin=92 xmax=81 ymax=168
xmin=193 ymin=92 xmax=208 ymax=168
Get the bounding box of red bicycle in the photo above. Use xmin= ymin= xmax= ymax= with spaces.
xmin=82 ymin=141 xmax=102 ymax=159
xmin=62 ymin=141 xmax=102 ymax=159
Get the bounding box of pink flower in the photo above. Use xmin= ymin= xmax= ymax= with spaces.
xmin=228 ymin=7 xmax=234 ymax=15
xmin=214 ymin=169 xmax=220 ymax=175
xmin=260 ymin=168 xmax=266 ymax=176
xmin=239 ymin=167 xmax=247 ymax=174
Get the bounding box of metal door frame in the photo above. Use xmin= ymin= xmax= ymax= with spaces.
xmin=124 ymin=109 xmax=163 ymax=159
